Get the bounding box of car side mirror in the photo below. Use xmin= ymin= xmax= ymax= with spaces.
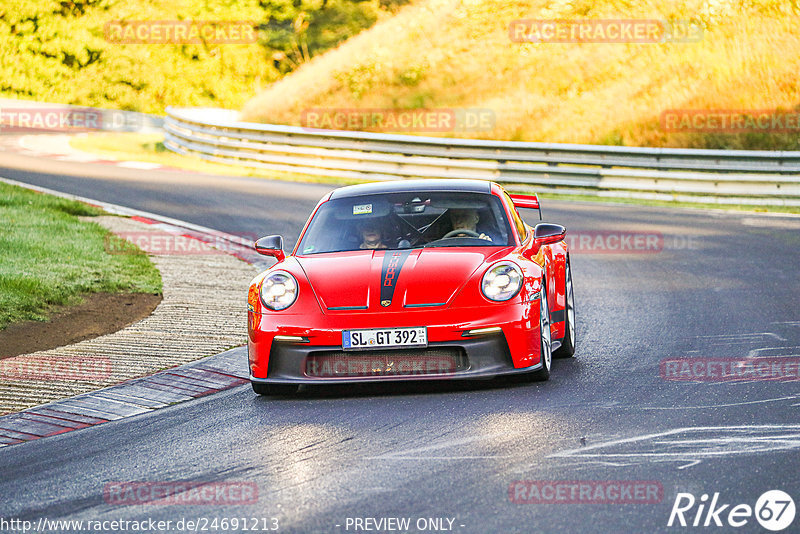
xmin=534 ymin=223 xmax=566 ymax=246
xmin=524 ymin=223 xmax=566 ymax=258
xmin=254 ymin=235 xmax=285 ymax=262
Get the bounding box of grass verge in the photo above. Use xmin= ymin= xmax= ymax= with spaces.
xmin=72 ymin=132 xmax=800 ymax=215
xmin=0 ymin=182 xmax=162 ymax=330
xmin=241 ymin=0 xmax=800 ymax=151
xmin=69 ymin=133 xmax=362 ymax=186
xmin=1 ymin=0 xmax=395 ymax=114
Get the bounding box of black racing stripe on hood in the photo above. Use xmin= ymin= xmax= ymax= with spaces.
xmin=379 ymin=250 xmax=412 ymax=306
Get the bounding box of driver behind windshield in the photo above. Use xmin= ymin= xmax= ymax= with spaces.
xmin=448 ymin=209 xmax=493 ymax=242
xmin=358 ymin=220 xmax=388 ymax=249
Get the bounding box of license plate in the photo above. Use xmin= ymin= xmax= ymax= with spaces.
xmin=342 ymin=327 xmax=427 ymax=350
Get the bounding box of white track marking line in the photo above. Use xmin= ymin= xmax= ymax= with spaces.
xmin=550 ymin=425 xmax=800 ymax=461
xmin=638 ymin=395 xmax=800 ymax=410
xmin=695 ymin=332 xmax=787 ymax=341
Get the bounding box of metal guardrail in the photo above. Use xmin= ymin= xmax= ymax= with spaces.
xmin=164 ymin=107 xmax=800 ymax=206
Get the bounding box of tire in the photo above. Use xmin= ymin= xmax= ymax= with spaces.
xmin=531 ymin=282 xmax=552 ymax=381
xmin=553 ymin=260 xmax=576 ymax=358
xmin=251 ymin=381 xmax=299 ymax=396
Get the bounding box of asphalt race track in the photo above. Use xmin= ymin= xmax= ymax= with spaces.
xmin=2 ymin=152 xmax=800 ymax=533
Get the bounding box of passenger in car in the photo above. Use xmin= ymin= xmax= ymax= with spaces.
xmin=358 ymin=220 xmax=388 ymax=249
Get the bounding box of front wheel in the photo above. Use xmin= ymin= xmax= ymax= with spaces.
xmin=530 ymin=283 xmax=552 ymax=381
xmin=252 ymin=382 xmax=299 ymax=396
xmin=553 ymin=260 xmax=576 ymax=358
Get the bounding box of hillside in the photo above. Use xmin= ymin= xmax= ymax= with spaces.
xmin=241 ymin=0 xmax=800 ymax=149
xmin=0 ymin=0 xmax=393 ymax=113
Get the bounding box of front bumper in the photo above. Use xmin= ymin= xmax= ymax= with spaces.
xmin=250 ymin=335 xmax=545 ymax=385
xmin=248 ymin=301 xmax=545 ymax=383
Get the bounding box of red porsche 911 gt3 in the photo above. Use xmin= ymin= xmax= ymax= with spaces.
xmin=247 ymin=179 xmax=575 ymax=395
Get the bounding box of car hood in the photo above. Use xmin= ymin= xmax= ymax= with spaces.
xmin=295 ymin=248 xmax=508 ymax=311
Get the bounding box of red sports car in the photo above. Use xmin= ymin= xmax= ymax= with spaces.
xmin=247 ymin=179 xmax=575 ymax=395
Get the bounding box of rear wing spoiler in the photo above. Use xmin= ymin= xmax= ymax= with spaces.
xmin=509 ymin=194 xmax=542 ymax=220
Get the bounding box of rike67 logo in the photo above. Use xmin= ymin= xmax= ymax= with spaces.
xmin=668 ymin=490 xmax=795 ymax=531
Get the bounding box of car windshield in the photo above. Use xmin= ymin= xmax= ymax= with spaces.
xmin=297 ymin=191 xmax=514 ymax=254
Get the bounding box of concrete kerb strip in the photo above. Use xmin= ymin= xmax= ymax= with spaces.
xmin=0 ymin=177 xmax=272 ymax=447
xmin=0 ymin=347 xmax=249 ymax=447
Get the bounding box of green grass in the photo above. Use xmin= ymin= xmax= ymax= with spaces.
xmin=0 ymin=0 xmax=395 ymax=114
xmin=0 ymin=182 xmax=162 ymax=330
xmin=70 ymin=132 xmax=366 ymax=185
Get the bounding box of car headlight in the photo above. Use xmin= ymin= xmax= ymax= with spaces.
xmin=481 ymin=262 xmax=523 ymax=301
xmin=260 ymin=271 xmax=298 ymax=311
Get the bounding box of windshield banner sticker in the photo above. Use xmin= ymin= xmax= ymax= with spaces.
xmin=353 ymin=204 xmax=373 ymax=215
